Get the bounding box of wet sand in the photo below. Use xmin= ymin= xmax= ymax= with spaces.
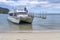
xmin=0 ymin=32 xmax=60 ymax=40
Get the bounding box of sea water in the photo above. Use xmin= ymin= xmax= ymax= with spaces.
xmin=0 ymin=14 xmax=60 ymax=32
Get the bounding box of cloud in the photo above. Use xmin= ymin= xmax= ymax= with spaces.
xmin=0 ymin=0 xmax=26 ymax=6
xmin=0 ymin=0 xmax=41 ymax=9
xmin=0 ymin=0 xmax=60 ymax=9
xmin=40 ymin=3 xmax=60 ymax=9
xmin=48 ymin=0 xmax=60 ymax=3
xmin=36 ymin=1 xmax=60 ymax=9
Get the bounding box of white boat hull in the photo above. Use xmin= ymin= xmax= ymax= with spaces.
xmin=8 ymin=16 xmax=20 ymax=24
xmin=8 ymin=7 xmax=33 ymax=24
xmin=8 ymin=16 xmax=33 ymax=24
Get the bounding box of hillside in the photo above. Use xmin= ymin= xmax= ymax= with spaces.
xmin=0 ymin=7 xmax=9 ymax=13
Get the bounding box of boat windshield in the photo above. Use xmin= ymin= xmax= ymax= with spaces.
xmin=9 ymin=13 xmax=13 ymax=16
xmin=17 ymin=12 xmax=27 ymax=15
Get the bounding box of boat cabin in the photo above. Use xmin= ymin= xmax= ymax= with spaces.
xmin=9 ymin=7 xmax=28 ymax=16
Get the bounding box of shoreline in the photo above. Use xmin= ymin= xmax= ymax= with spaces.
xmin=0 ymin=30 xmax=60 ymax=33
xmin=0 ymin=32 xmax=60 ymax=40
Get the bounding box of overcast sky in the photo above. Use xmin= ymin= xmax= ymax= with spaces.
xmin=0 ymin=0 xmax=60 ymax=13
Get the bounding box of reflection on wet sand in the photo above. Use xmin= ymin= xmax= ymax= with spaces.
xmin=7 ymin=21 xmax=33 ymax=32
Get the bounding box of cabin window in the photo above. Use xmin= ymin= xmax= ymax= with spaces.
xmin=9 ymin=13 xmax=13 ymax=16
xmin=17 ymin=12 xmax=27 ymax=15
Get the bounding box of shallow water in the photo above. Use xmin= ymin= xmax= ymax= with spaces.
xmin=0 ymin=14 xmax=60 ymax=32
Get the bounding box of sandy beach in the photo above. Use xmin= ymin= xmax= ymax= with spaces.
xmin=0 ymin=32 xmax=60 ymax=40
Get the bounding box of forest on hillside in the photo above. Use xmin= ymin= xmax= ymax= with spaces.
xmin=0 ymin=7 xmax=9 ymax=13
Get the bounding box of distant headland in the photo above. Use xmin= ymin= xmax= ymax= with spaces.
xmin=0 ymin=7 xmax=9 ymax=14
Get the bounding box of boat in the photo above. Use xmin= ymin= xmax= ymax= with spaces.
xmin=8 ymin=7 xmax=33 ymax=24
xmin=41 ymin=16 xmax=46 ymax=19
xmin=41 ymin=13 xmax=46 ymax=19
xmin=40 ymin=11 xmax=46 ymax=19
